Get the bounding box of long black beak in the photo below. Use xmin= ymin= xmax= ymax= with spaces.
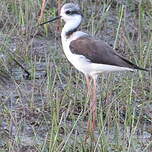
xmin=39 ymin=16 xmax=61 ymax=26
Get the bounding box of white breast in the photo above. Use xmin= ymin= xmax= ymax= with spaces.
xmin=61 ymin=31 xmax=92 ymax=74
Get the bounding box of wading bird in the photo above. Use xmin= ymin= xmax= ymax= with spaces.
xmin=40 ymin=3 xmax=148 ymax=138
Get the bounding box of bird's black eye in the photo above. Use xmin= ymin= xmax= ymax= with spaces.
xmin=65 ymin=10 xmax=72 ymax=15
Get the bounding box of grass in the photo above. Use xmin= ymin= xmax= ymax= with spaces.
xmin=0 ymin=0 xmax=152 ymax=151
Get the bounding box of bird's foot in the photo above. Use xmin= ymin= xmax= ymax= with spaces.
xmin=84 ymin=119 xmax=97 ymax=143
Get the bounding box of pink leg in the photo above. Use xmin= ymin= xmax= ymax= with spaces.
xmin=85 ymin=76 xmax=97 ymax=142
xmin=91 ymin=77 xmax=97 ymax=130
xmin=85 ymin=75 xmax=91 ymax=97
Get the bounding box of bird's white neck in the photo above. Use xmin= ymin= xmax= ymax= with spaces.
xmin=61 ymin=15 xmax=82 ymax=39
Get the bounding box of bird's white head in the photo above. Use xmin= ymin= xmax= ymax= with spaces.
xmin=40 ymin=3 xmax=83 ymax=37
xmin=60 ymin=3 xmax=82 ymax=23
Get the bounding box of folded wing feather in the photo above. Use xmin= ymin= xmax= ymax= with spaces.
xmin=70 ymin=36 xmax=147 ymax=71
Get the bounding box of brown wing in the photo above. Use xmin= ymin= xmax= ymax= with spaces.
xmin=70 ymin=36 xmax=147 ymax=71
